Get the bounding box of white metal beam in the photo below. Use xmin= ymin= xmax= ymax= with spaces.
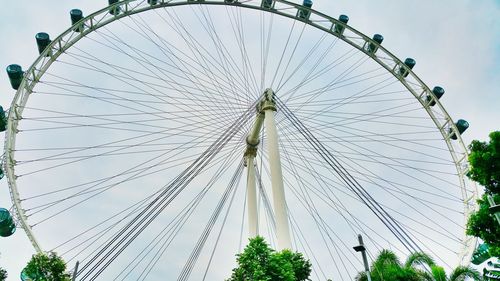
xmin=262 ymin=89 xmax=292 ymax=250
xmin=246 ymin=156 xmax=259 ymax=237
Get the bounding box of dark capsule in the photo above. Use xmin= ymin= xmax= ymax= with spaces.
xmin=450 ymin=119 xmax=469 ymax=140
xmin=262 ymin=0 xmax=273 ymax=9
xmin=297 ymin=0 xmax=313 ymax=20
xmin=6 ymin=64 xmax=24 ymax=90
xmin=367 ymin=34 xmax=383 ymax=54
xmin=70 ymin=9 xmax=83 ymax=24
xmin=400 ymin=58 xmax=416 ymax=77
xmin=334 ymin=15 xmax=349 ymax=35
xmin=109 ymin=0 xmax=121 ymax=15
xmin=0 ymin=105 xmax=6 ymax=132
xmin=0 ymin=208 xmax=16 ymax=237
xmin=428 ymin=86 xmax=445 ymax=106
xmin=35 ymin=32 xmax=51 ymax=56
xmin=70 ymin=9 xmax=84 ymax=32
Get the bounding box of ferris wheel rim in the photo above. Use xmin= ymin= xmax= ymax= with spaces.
xmin=3 ymin=0 xmax=477 ymax=268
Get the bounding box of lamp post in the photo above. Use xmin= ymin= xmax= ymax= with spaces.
xmin=353 ymin=234 xmax=371 ymax=281
xmin=72 ymin=261 xmax=79 ymax=281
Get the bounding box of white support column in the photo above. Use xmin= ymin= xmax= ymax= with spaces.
xmin=244 ymin=89 xmax=291 ymax=249
xmin=245 ymin=112 xmax=265 ymax=238
xmin=246 ymin=156 xmax=259 ymax=237
xmin=262 ymin=89 xmax=292 ymax=250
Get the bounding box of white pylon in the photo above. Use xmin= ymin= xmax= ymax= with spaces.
xmin=244 ymin=89 xmax=292 ymax=250
xmin=246 ymin=156 xmax=258 ymax=237
xmin=262 ymin=89 xmax=292 ymax=250
xmin=244 ymin=112 xmax=264 ymax=238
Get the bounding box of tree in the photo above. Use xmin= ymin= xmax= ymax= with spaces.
xmin=428 ymin=265 xmax=481 ymax=281
xmin=227 ymin=236 xmax=311 ymax=281
xmin=355 ymin=250 xmax=423 ymax=281
xmin=467 ymin=193 xmax=500 ymax=257
xmin=23 ymin=252 xmax=71 ymax=281
xmin=405 ymin=252 xmax=481 ymax=281
xmin=467 ymin=131 xmax=499 ymax=194
xmin=355 ymin=250 xmax=481 ymax=281
xmin=466 ymin=131 xmax=500 ymax=257
xmin=0 ymin=267 xmax=7 ymax=281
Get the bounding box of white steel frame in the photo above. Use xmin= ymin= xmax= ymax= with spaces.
xmin=245 ymin=89 xmax=292 ymax=250
xmin=3 ymin=0 xmax=478 ymax=265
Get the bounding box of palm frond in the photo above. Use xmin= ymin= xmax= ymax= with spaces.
xmin=448 ymin=266 xmax=482 ymax=281
xmin=372 ymin=249 xmax=402 ymax=270
xmin=404 ymin=252 xmax=436 ymax=268
xmin=431 ymin=265 xmax=447 ymax=281
xmin=354 ymin=271 xmax=368 ymax=281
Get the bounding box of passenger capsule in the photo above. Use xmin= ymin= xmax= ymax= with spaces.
xmin=450 ymin=119 xmax=469 ymax=140
xmin=334 ymin=14 xmax=349 ymax=35
xmin=0 ymin=208 xmax=16 ymax=237
xmin=109 ymin=0 xmax=121 ymax=15
xmin=21 ymin=269 xmax=32 ymax=281
xmin=0 ymin=105 xmax=7 ymax=132
xmin=399 ymin=58 xmax=416 ymax=77
xmin=367 ymin=34 xmax=383 ymax=54
xmin=262 ymin=0 xmax=273 ymax=9
xmin=428 ymin=86 xmax=445 ymax=106
xmin=6 ymin=64 xmax=24 ymax=90
xmin=35 ymin=32 xmax=51 ymax=56
xmin=70 ymin=9 xmax=84 ymax=32
xmin=471 ymin=243 xmax=491 ymax=265
xmin=297 ymin=0 xmax=313 ymax=20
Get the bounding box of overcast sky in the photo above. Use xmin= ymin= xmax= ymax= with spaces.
xmin=0 ymin=0 xmax=498 ymax=280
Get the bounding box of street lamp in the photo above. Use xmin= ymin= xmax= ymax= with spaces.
xmin=354 ymin=234 xmax=372 ymax=281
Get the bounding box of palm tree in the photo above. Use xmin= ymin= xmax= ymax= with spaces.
xmin=405 ymin=252 xmax=482 ymax=281
xmin=425 ymin=265 xmax=482 ymax=281
xmin=355 ymin=249 xmax=423 ymax=281
xmin=355 ymin=250 xmax=482 ymax=281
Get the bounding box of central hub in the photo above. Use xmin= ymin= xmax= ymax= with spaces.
xmin=259 ymin=88 xmax=277 ymax=112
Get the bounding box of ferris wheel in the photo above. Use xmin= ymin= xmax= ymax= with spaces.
xmin=2 ymin=0 xmax=479 ymax=280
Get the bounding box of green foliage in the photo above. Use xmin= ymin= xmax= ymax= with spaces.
xmin=355 ymin=250 xmax=422 ymax=281
xmin=467 ymin=193 xmax=500 ymax=257
xmin=368 ymin=250 xmax=426 ymax=281
xmin=404 ymin=252 xmax=435 ymax=268
xmin=431 ymin=265 xmax=447 ymax=281
xmin=372 ymin=249 xmax=401 ymax=269
xmin=448 ymin=265 xmax=482 ymax=281
xmin=466 ymin=131 xmax=500 ymax=259
xmin=372 ymin=264 xmax=422 ymax=281
xmin=227 ymin=236 xmax=311 ymax=281
xmin=355 ymin=250 xmax=481 ymax=281
xmin=23 ymin=252 xmax=71 ymax=281
xmin=467 ymin=131 xmax=499 ymax=194
xmin=0 ymin=267 xmax=7 ymax=281
xmin=427 ymin=265 xmax=481 ymax=281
